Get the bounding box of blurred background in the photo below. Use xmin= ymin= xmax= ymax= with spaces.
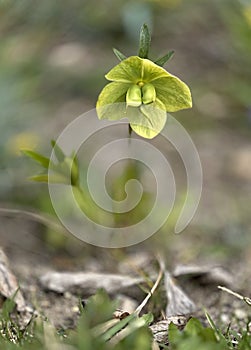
xmin=0 ymin=0 xmax=250 ymax=273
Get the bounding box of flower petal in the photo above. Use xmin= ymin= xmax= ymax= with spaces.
xmin=128 ymin=99 xmax=167 ymax=139
xmin=141 ymin=58 xmax=171 ymax=82
xmin=96 ymin=82 xmax=130 ymax=120
xmin=105 ymin=56 xmax=170 ymax=83
xmin=152 ymin=76 xmax=192 ymax=112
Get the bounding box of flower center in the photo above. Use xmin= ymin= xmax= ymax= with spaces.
xmin=137 ymin=81 xmax=144 ymax=87
xmin=126 ymin=83 xmax=156 ymax=107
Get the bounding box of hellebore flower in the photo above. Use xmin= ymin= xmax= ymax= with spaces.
xmin=96 ymin=56 xmax=192 ymax=139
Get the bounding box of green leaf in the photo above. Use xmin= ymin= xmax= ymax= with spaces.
xmin=113 ymin=48 xmax=127 ymax=61
xmin=152 ymin=76 xmax=192 ymax=112
xmin=29 ymin=173 xmax=67 ymax=184
xmin=138 ymin=23 xmax=151 ymax=59
xmin=1 ymin=289 xmax=19 ymax=320
xmin=22 ymin=149 xmax=50 ymax=168
xmin=168 ymin=322 xmax=183 ymax=344
xmin=155 ymin=50 xmax=175 ymax=67
xmin=102 ymin=314 xmax=136 ymax=341
xmin=140 ymin=312 xmax=154 ymax=325
xmin=29 ymin=174 xmax=49 ymax=182
xmin=239 ymin=331 xmax=251 ymax=350
xmin=185 ymin=317 xmax=205 ymax=335
xmin=119 ymin=327 xmax=153 ymax=349
xmin=169 ymin=318 xmax=228 ymax=350
xmin=51 ymin=140 xmax=65 ymax=162
xmin=84 ymin=290 xmax=116 ymax=328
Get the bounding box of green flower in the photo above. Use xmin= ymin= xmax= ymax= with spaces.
xmin=96 ymin=56 xmax=192 ymax=139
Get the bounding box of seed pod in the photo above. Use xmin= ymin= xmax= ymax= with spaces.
xmin=126 ymin=84 xmax=142 ymax=107
xmin=142 ymin=83 xmax=156 ymax=104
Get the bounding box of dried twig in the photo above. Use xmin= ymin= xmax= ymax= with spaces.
xmin=218 ymin=285 xmax=251 ymax=306
xmin=135 ymin=259 xmax=164 ymax=316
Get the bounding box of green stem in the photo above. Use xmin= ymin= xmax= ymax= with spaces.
xmin=128 ymin=124 xmax=132 ymax=137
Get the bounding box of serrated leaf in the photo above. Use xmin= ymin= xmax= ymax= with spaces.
xmin=113 ymin=48 xmax=127 ymax=61
xmin=154 ymin=50 xmax=175 ymax=67
xmin=22 ymin=149 xmax=50 ymax=168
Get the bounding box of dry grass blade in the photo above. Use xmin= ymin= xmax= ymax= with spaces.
xmin=218 ymin=285 xmax=251 ymax=306
xmin=135 ymin=259 xmax=164 ymax=316
xmin=0 ymin=207 xmax=65 ymax=233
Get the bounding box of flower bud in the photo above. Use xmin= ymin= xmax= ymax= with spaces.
xmin=126 ymin=84 xmax=142 ymax=107
xmin=142 ymin=83 xmax=156 ymax=104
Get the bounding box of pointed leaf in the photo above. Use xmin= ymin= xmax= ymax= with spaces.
xmin=102 ymin=314 xmax=136 ymax=341
xmin=51 ymin=140 xmax=65 ymax=162
xmin=22 ymin=149 xmax=50 ymax=168
xmin=155 ymin=50 xmax=175 ymax=67
xmin=185 ymin=318 xmax=204 ymax=335
xmin=113 ymin=48 xmax=127 ymax=61
xmin=29 ymin=174 xmax=49 ymax=182
xmin=138 ymin=23 xmax=151 ymax=59
xmin=29 ymin=173 xmax=67 ymax=184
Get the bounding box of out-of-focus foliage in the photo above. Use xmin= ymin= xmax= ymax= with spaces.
xmin=1 ymin=289 xmax=251 ymax=349
xmin=0 ymin=289 xmax=154 ymax=350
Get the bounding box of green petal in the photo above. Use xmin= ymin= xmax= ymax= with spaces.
xmin=152 ymin=76 xmax=192 ymax=112
xmin=128 ymin=99 xmax=167 ymax=139
xmin=141 ymin=58 xmax=171 ymax=82
xmin=105 ymin=56 xmax=170 ymax=84
xmin=96 ymin=82 xmax=130 ymax=120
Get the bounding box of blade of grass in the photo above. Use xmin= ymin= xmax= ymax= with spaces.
xmin=101 ymin=313 xmax=136 ymax=342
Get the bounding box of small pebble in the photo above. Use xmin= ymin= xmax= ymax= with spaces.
xmin=234 ymin=308 xmax=247 ymax=320
xmin=220 ymin=313 xmax=231 ymax=324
